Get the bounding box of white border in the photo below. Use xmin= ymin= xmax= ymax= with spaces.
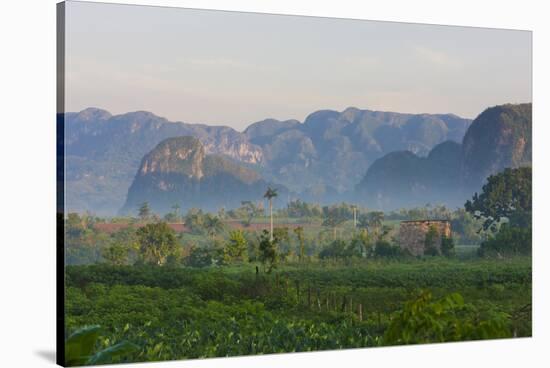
xmin=1 ymin=1 xmax=548 ymax=367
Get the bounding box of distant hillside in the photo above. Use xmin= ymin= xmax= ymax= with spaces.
xmin=64 ymin=108 xmax=263 ymax=214
xmin=356 ymin=103 xmax=532 ymax=210
xmin=461 ymin=103 xmax=532 ymax=190
xmin=65 ymin=106 xmax=471 ymax=214
xmin=247 ymin=107 xmax=471 ymax=194
xmin=121 ymin=137 xmax=281 ymax=214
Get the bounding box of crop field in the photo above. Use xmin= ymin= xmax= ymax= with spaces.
xmin=65 ymin=257 xmax=531 ymax=364
xmin=63 ymin=178 xmax=532 ymax=365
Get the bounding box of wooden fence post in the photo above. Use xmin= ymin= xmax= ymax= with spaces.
xmin=341 ymin=296 xmax=347 ymax=312
xmin=317 ymin=288 xmax=321 ymax=310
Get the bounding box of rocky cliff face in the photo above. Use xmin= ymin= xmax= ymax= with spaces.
xmin=138 ymin=137 xmax=206 ymax=178
xmin=64 ymin=108 xmax=263 ymax=214
xmin=66 ymin=108 xmax=264 ymax=164
xmin=246 ymin=107 xmax=471 ymax=193
xmin=356 ymin=103 xmax=532 ymax=210
xmin=461 ymin=103 xmax=532 ymax=190
xmin=65 ymin=106 xmax=471 ymax=214
xmin=121 ymin=136 xmax=269 ymax=214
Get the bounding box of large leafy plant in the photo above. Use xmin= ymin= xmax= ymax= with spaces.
xmin=65 ymin=325 xmax=137 ymax=366
xmin=383 ymin=291 xmax=511 ymax=345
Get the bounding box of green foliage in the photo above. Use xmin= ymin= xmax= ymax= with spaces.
xmin=102 ymin=243 xmax=129 ymax=266
xmin=138 ymin=202 xmax=151 ymax=222
xmin=359 ymin=211 xmax=385 ymax=233
xmin=374 ymin=240 xmax=404 ymax=259
xmin=424 ymin=225 xmax=440 ymax=256
xmin=65 ymin=257 xmax=530 ymax=364
xmin=383 ymin=291 xmax=511 ymax=345
xmin=349 ymin=230 xmax=372 ymax=258
xmin=185 ymin=246 xmax=216 ymax=267
xmin=478 ymin=224 xmax=532 ymax=257
xmin=293 ymin=226 xmax=306 ymax=261
xmin=263 ymin=187 xmax=278 ymax=201
xmin=322 ymin=203 xmax=355 ymax=231
xmin=387 ymin=207 xmax=430 ymax=221
xmin=63 ymin=180 xmax=533 ymax=365
xmin=66 ymin=213 xmax=86 ymax=239
xmin=465 ymin=167 xmax=532 ymax=232
xmin=273 ymin=227 xmax=290 ymax=243
xmin=258 ymin=230 xmax=278 ymax=273
xmin=65 ymin=213 xmax=110 ymax=265
xmin=224 ymin=230 xmax=248 ymax=262
xmin=66 ymin=258 xmax=532 ymax=298
xmin=239 ymin=201 xmax=262 ymax=226
xmin=163 ymin=204 xmax=182 ymax=222
xmin=318 ymin=235 xmax=368 ymax=259
xmin=65 ymin=325 xmax=137 ymax=366
xmin=136 ymin=222 xmax=178 ymax=266
xmin=203 ymin=214 xmax=225 ymax=239
xmin=451 ymin=208 xmax=483 ymax=244
xmin=184 ymin=208 xmax=207 ymax=234
xmin=441 ymin=236 xmax=455 ymax=257
xmin=273 ymin=227 xmax=293 ymax=261
xmin=286 ymin=200 xmax=322 ymax=218
xmin=319 ymin=240 xmax=349 ymax=259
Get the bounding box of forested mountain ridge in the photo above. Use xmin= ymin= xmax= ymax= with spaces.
xmin=64 ymin=108 xmax=264 ymax=214
xmin=121 ymin=137 xmax=279 ymax=214
xmin=356 ymin=103 xmax=532 ymax=209
xmin=64 ymin=106 xmax=471 ymax=214
xmin=461 ymin=103 xmax=532 ymax=189
xmin=246 ymin=107 xmax=470 ymax=194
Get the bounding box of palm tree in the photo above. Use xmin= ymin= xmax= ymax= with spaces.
xmin=351 ymin=205 xmax=358 ymax=228
xmin=367 ymin=211 xmax=384 ymax=235
xmin=138 ymin=202 xmax=151 ymax=222
xmin=263 ymin=187 xmax=278 ymax=241
xmin=203 ymin=214 xmax=224 ymax=240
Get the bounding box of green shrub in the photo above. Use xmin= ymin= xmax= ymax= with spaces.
xmin=374 ymin=240 xmax=404 ymax=259
xmin=441 ymin=236 xmax=455 ymax=257
xmin=319 ymin=240 xmax=348 ymax=259
xmin=383 ymin=291 xmax=511 ymax=345
xmin=423 ymin=225 xmax=440 ymax=256
xmin=478 ymin=225 xmax=531 ymax=257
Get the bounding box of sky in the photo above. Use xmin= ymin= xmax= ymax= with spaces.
xmin=65 ymin=1 xmax=532 ymax=131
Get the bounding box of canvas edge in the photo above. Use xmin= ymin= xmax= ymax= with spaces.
xmin=56 ymin=1 xmax=66 ymax=366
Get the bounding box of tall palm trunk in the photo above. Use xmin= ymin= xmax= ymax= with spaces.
xmin=269 ymin=198 xmax=273 ymax=242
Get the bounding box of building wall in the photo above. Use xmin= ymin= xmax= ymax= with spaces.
xmin=398 ymin=220 xmax=451 ymax=256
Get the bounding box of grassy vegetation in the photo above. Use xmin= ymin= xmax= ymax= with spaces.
xmin=64 ymin=173 xmax=532 ymax=365
xmin=65 ymin=257 xmax=531 ymax=365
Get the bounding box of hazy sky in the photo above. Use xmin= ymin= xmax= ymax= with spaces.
xmin=65 ymin=1 xmax=532 ymax=131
